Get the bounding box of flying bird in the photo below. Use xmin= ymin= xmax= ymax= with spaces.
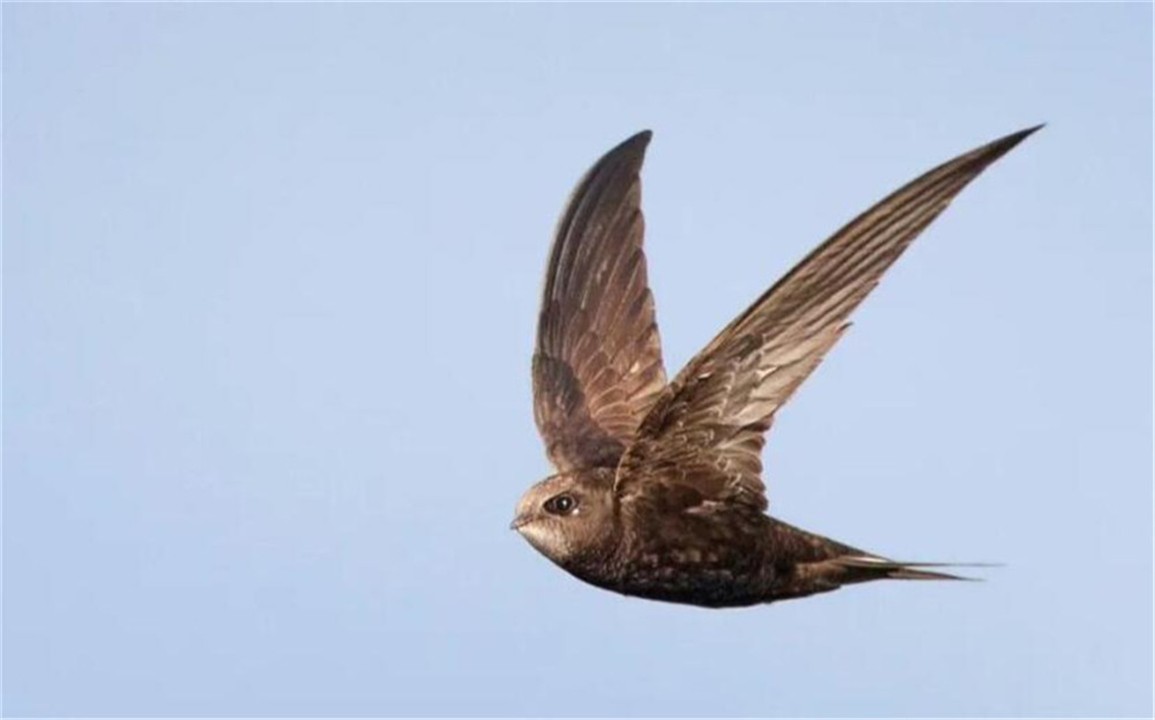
xmin=512 ymin=127 xmax=1038 ymax=608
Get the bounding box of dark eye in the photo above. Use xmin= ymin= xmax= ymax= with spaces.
xmin=544 ymin=494 xmax=578 ymax=515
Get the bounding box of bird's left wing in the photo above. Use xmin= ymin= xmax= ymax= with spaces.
xmin=533 ymin=132 xmax=668 ymax=471
xmin=616 ymin=127 xmax=1040 ymax=513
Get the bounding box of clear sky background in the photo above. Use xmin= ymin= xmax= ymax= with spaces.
xmin=5 ymin=4 xmax=1151 ymax=717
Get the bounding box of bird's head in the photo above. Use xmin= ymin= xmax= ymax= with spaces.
xmin=510 ymin=469 xmax=618 ymax=566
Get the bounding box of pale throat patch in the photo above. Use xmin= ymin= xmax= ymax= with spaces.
xmin=516 ymin=522 xmax=573 ymax=560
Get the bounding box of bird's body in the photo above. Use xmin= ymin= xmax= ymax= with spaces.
xmin=519 ymin=468 xmax=778 ymax=608
xmin=513 ymin=127 xmax=1038 ymax=608
xmin=515 ymin=468 xmax=933 ymax=607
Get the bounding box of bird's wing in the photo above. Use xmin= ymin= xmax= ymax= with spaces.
xmin=616 ymin=127 xmax=1040 ymax=513
xmin=533 ymin=131 xmax=668 ymax=471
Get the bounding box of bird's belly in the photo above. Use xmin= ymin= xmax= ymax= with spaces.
xmin=593 ymin=545 xmax=775 ymax=608
xmin=619 ymin=566 xmax=770 ymax=608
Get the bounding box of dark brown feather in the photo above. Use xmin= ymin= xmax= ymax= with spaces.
xmin=533 ymin=131 xmax=668 ymax=471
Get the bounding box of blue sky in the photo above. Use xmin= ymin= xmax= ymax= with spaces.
xmin=5 ymin=4 xmax=1151 ymax=716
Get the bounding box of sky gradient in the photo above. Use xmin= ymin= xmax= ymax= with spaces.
xmin=5 ymin=4 xmax=1152 ymax=716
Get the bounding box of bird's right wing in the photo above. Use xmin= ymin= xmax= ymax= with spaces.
xmin=616 ymin=127 xmax=1040 ymax=515
xmin=533 ymin=132 xmax=668 ymax=472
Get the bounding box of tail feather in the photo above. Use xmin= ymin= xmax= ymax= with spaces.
xmin=835 ymin=555 xmax=994 ymax=582
xmin=772 ymin=553 xmax=994 ymax=601
xmin=766 ymin=520 xmax=994 ymax=601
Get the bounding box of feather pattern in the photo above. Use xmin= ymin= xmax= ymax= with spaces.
xmin=533 ymin=131 xmax=668 ymax=471
xmin=616 ymin=126 xmax=1041 ymax=513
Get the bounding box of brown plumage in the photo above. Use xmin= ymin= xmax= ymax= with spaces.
xmin=513 ymin=127 xmax=1038 ymax=608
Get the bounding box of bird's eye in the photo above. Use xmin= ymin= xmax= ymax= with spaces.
xmin=544 ymin=494 xmax=578 ymax=515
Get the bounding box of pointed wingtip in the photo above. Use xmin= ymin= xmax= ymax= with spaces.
xmin=1008 ymin=122 xmax=1045 ymax=143
xmin=619 ymin=129 xmax=653 ymax=154
xmin=984 ymin=123 xmax=1044 ymax=157
xmin=940 ymin=123 xmax=1042 ymax=180
xmin=590 ymin=130 xmax=653 ymax=174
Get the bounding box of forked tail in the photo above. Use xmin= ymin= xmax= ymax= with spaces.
xmin=773 ymin=554 xmax=989 ymax=601
xmin=767 ymin=520 xmax=992 ymax=601
xmin=832 ymin=555 xmax=982 ymax=582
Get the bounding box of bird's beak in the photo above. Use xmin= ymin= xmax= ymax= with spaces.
xmin=509 ymin=513 xmax=531 ymax=531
